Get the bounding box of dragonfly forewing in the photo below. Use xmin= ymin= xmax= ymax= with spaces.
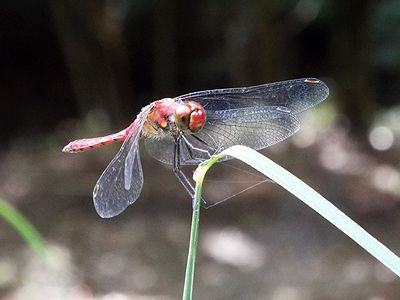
xmin=176 ymin=78 xmax=328 ymax=113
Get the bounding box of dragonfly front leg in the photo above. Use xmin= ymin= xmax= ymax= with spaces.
xmin=179 ymin=134 xmax=217 ymax=166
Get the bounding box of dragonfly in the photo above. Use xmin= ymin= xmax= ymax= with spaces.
xmin=63 ymin=78 xmax=329 ymax=218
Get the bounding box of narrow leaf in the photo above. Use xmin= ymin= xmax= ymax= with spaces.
xmin=195 ymin=145 xmax=400 ymax=277
xmin=0 ymin=198 xmax=46 ymax=257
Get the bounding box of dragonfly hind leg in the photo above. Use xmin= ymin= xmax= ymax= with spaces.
xmin=173 ymin=136 xmax=195 ymax=199
xmin=173 ymin=135 xmax=214 ymax=208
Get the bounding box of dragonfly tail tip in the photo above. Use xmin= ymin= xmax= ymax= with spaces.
xmin=62 ymin=143 xmax=73 ymax=153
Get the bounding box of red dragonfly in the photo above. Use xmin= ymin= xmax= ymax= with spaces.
xmin=63 ymin=78 xmax=329 ymax=218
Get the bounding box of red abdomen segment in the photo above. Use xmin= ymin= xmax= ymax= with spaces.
xmin=62 ymin=124 xmax=133 ymax=153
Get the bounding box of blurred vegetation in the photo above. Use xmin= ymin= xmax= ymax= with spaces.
xmin=1 ymin=0 xmax=399 ymax=146
xmin=0 ymin=198 xmax=46 ymax=257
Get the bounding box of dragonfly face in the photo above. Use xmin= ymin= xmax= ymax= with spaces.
xmin=173 ymin=101 xmax=206 ymax=134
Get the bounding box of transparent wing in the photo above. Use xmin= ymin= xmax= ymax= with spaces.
xmin=176 ymin=78 xmax=329 ymax=113
xmin=197 ymin=106 xmax=300 ymax=152
xmin=93 ymin=109 xmax=149 ymax=218
xmin=144 ymin=107 xmax=300 ymax=165
xmin=144 ymin=135 xmax=176 ymax=166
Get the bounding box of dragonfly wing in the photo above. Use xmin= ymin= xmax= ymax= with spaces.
xmin=93 ymin=109 xmax=149 ymax=218
xmin=176 ymin=78 xmax=329 ymax=113
xmin=190 ymin=106 xmax=300 ymax=159
xmin=144 ymin=133 xmax=208 ymax=165
xmin=144 ymin=107 xmax=300 ymax=165
xmin=144 ymin=136 xmax=175 ymax=165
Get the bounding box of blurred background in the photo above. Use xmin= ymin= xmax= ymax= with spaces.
xmin=1 ymin=0 xmax=400 ymax=299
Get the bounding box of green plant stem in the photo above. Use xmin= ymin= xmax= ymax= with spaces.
xmin=182 ymin=182 xmax=202 ymax=300
xmin=182 ymin=144 xmax=400 ymax=298
xmin=0 ymin=198 xmax=46 ymax=258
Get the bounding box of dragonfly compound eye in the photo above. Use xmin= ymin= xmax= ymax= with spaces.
xmin=174 ymin=104 xmax=192 ymax=131
xmin=187 ymin=101 xmax=205 ymax=133
xmin=174 ymin=101 xmax=205 ymax=133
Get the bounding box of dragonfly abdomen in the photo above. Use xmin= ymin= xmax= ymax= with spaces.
xmin=62 ymin=128 xmax=130 ymax=153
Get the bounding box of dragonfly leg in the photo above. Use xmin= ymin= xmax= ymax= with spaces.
xmin=180 ymin=134 xmax=212 ymax=160
xmin=173 ymin=136 xmax=195 ymax=199
xmin=191 ymin=135 xmax=217 ymax=152
xmin=181 ymin=139 xmax=202 ymax=164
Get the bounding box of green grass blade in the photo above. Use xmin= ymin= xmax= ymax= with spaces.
xmin=210 ymin=145 xmax=400 ymax=277
xmin=182 ymin=144 xmax=400 ymax=297
xmin=0 ymin=198 xmax=46 ymax=257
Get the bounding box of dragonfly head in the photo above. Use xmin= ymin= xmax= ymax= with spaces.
xmin=174 ymin=101 xmax=205 ymax=133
